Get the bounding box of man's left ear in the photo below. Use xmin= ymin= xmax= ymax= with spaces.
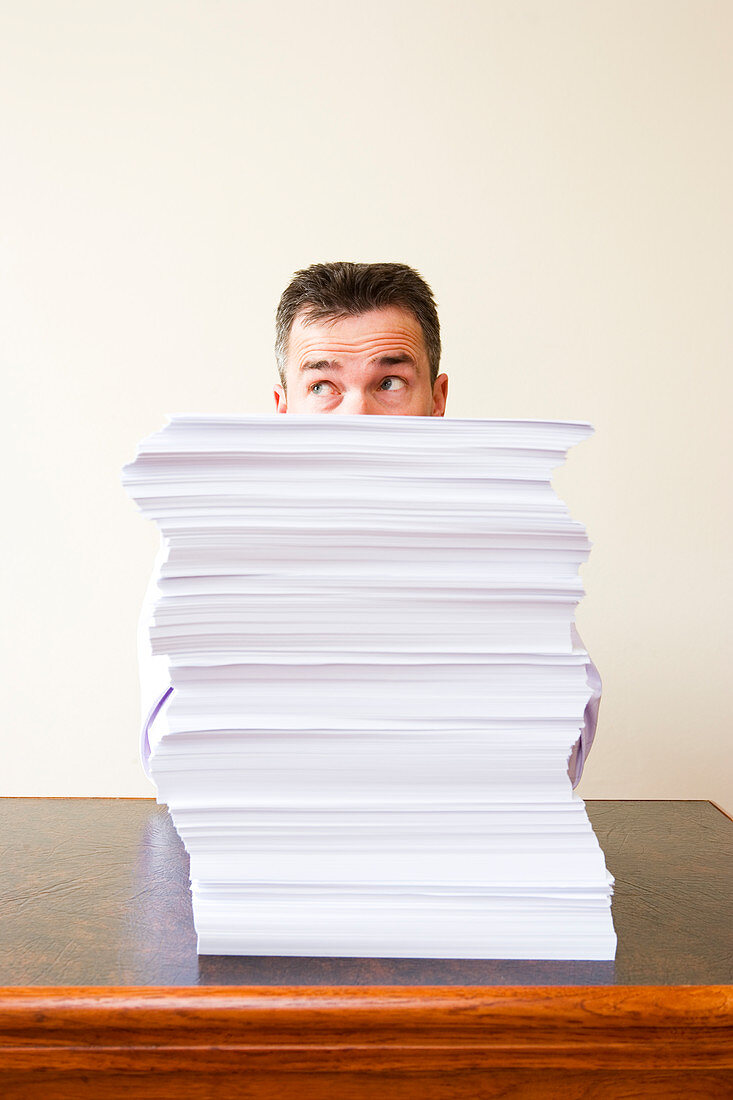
xmin=273 ymin=384 xmax=288 ymax=413
xmin=431 ymin=373 xmax=449 ymax=416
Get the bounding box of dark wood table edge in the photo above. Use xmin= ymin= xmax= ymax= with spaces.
xmin=2 ymin=800 xmax=731 ymax=1087
xmin=0 ymin=985 xmax=731 ymax=1073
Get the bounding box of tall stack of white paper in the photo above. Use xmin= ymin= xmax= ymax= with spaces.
xmin=123 ymin=415 xmax=616 ymax=959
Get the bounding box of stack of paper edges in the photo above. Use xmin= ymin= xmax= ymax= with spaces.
xmin=123 ymin=415 xmax=616 ymax=959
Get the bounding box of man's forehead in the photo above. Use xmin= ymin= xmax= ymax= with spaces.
xmin=287 ymin=306 xmax=428 ymax=363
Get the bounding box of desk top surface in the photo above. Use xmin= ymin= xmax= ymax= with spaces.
xmin=1 ymin=798 xmax=731 ymax=988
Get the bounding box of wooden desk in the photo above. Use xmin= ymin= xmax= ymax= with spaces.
xmin=1 ymin=799 xmax=731 ymax=1097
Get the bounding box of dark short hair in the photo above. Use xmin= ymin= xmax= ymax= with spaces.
xmin=275 ymin=261 xmax=441 ymax=388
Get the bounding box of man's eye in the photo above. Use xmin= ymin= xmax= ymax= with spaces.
xmin=379 ymin=376 xmax=406 ymax=391
xmin=310 ymin=380 xmax=335 ymax=396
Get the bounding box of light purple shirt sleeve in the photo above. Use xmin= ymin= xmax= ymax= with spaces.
xmin=141 ymin=685 xmax=173 ymax=779
xmin=567 ymin=627 xmax=602 ymax=788
xmin=137 ymin=539 xmax=173 ymax=780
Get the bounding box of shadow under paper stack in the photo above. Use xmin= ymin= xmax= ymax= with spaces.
xmin=122 ymin=415 xmax=616 ymax=959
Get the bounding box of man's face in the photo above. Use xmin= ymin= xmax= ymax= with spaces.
xmin=274 ymin=305 xmax=448 ymax=416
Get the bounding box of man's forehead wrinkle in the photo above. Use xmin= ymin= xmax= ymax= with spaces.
xmin=293 ymin=334 xmax=425 ymax=358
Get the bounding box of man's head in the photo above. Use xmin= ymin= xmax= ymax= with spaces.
xmin=274 ymin=262 xmax=448 ymax=416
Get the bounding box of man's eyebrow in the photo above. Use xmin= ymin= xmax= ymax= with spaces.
xmin=300 ymin=359 xmax=343 ymax=372
xmin=371 ymin=353 xmax=417 ymax=368
xmin=299 ymin=353 xmax=417 ymax=372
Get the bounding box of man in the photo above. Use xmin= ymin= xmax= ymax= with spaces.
xmin=272 ymin=262 xmax=448 ymax=417
xmin=140 ymin=261 xmax=599 ymax=785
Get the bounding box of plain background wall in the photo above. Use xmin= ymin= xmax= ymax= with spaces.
xmin=2 ymin=1 xmax=731 ymax=808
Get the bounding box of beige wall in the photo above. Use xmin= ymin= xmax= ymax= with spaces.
xmin=2 ymin=1 xmax=731 ymax=808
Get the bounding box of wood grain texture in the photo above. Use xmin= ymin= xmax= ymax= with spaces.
xmin=0 ymin=985 xmax=731 ymax=1097
xmin=0 ymin=984 xmax=731 ymax=1068
xmin=3 ymin=1070 xmax=733 ymax=1100
xmin=5 ymin=1071 xmax=733 ymax=1100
